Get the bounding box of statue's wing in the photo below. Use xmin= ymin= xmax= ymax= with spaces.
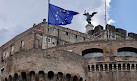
xmin=90 ymin=12 xmax=97 ymax=17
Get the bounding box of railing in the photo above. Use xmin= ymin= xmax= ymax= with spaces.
xmin=88 ymin=62 xmax=137 ymax=72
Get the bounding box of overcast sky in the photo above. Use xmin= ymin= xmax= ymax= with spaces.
xmin=0 ymin=0 xmax=136 ymax=46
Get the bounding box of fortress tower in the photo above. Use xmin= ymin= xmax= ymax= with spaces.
xmin=85 ymin=24 xmax=94 ymax=34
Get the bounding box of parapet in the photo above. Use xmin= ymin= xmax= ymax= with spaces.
xmin=128 ymin=32 xmax=137 ymax=40
xmin=94 ymin=25 xmax=103 ymax=33
xmin=106 ymin=24 xmax=116 ymax=33
xmin=85 ymin=24 xmax=137 ymax=40
xmin=116 ymin=28 xmax=127 ymax=39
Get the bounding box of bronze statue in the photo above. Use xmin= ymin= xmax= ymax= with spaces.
xmin=83 ymin=10 xmax=97 ymax=24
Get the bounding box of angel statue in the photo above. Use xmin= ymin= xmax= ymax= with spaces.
xmin=83 ymin=10 xmax=97 ymax=24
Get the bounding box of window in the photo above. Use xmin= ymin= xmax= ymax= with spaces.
xmin=92 ymin=65 xmax=95 ymax=71
xmin=66 ymin=32 xmax=69 ymax=36
xmin=100 ymin=64 xmax=103 ymax=71
xmin=96 ymin=65 xmax=99 ymax=71
xmin=75 ymin=35 xmax=77 ymax=39
xmin=83 ymin=37 xmax=85 ymax=41
xmin=114 ymin=64 xmax=116 ymax=70
xmin=105 ymin=64 xmax=108 ymax=71
xmin=80 ymin=77 xmax=83 ymax=81
xmin=73 ymin=76 xmax=77 ymax=81
xmin=118 ymin=64 xmax=121 ymax=70
xmin=131 ymin=64 xmax=134 ymax=70
xmin=35 ymin=39 xmax=39 ymax=47
xmin=48 ymin=71 xmax=54 ymax=79
xmin=1 ymin=68 xmax=4 ymax=77
xmin=21 ymin=72 xmax=27 ymax=80
xmin=57 ymin=72 xmax=63 ymax=80
xmin=109 ymin=64 xmax=112 ymax=71
xmin=123 ymin=64 xmax=126 ymax=70
xmin=66 ymin=74 xmax=71 ymax=81
xmin=127 ymin=64 xmax=130 ymax=70
xmin=6 ymin=52 xmax=9 ymax=57
xmin=21 ymin=40 xmax=24 ymax=47
xmin=3 ymin=52 xmax=6 ymax=57
xmin=88 ymin=65 xmax=90 ymax=71
xmin=11 ymin=46 xmax=14 ymax=52
xmin=46 ymin=37 xmax=51 ymax=43
xmin=48 ymin=27 xmax=52 ymax=32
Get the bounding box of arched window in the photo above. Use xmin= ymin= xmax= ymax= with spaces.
xmin=109 ymin=64 xmax=112 ymax=71
xmin=131 ymin=64 xmax=134 ymax=70
xmin=136 ymin=64 xmax=137 ymax=70
xmin=73 ymin=75 xmax=78 ymax=81
xmin=35 ymin=39 xmax=39 ymax=48
xmin=82 ymin=48 xmax=103 ymax=58
xmin=96 ymin=65 xmax=99 ymax=71
xmin=14 ymin=73 xmax=18 ymax=81
xmin=127 ymin=64 xmax=130 ymax=70
xmin=118 ymin=47 xmax=137 ymax=57
xmin=88 ymin=65 xmax=90 ymax=71
xmin=21 ymin=72 xmax=27 ymax=81
xmin=100 ymin=64 xmax=103 ymax=71
xmin=92 ymin=65 xmax=95 ymax=71
xmin=21 ymin=40 xmax=25 ymax=47
xmin=38 ymin=71 xmax=45 ymax=81
xmin=48 ymin=71 xmax=54 ymax=79
xmin=9 ymin=75 xmax=12 ymax=81
xmin=5 ymin=78 xmax=7 ymax=81
xmin=29 ymin=71 xmax=35 ymax=81
xmin=118 ymin=64 xmax=121 ymax=70
xmin=57 ymin=72 xmax=63 ymax=80
xmin=114 ymin=64 xmax=117 ymax=70
xmin=80 ymin=77 xmax=83 ymax=81
xmin=39 ymin=71 xmax=44 ymax=75
xmin=29 ymin=71 xmax=35 ymax=76
xmin=105 ymin=64 xmax=108 ymax=71
xmin=123 ymin=64 xmax=126 ymax=70
xmin=66 ymin=74 xmax=71 ymax=81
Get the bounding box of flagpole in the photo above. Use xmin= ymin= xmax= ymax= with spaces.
xmin=105 ymin=0 xmax=107 ymax=26
xmin=105 ymin=0 xmax=108 ymax=40
xmin=46 ymin=0 xmax=50 ymax=53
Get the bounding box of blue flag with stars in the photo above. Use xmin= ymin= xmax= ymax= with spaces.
xmin=48 ymin=4 xmax=79 ymax=25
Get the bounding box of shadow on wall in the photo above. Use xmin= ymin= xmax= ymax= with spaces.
xmin=82 ymin=48 xmax=103 ymax=58
xmin=118 ymin=47 xmax=137 ymax=57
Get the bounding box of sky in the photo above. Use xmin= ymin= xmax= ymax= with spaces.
xmin=0 ymin=0 xmax=136 ymax=46
xmin=110 ymin=0 xmax=137 ymax=33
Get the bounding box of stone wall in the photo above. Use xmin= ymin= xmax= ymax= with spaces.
xmin=48 ymin=40 xmax=137 ymax=57
xmin=3 ymin=49 xmax=87 ymax=81
xmin=89 ymin=71 xmax=137 ymax=81
xmin=2 ymin=39 xmax=137 ymax=81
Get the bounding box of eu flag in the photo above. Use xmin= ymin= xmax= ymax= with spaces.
xmin=48 ymin=4 xmax=79 ymax=25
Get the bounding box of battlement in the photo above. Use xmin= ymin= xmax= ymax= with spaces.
xmin=86 ymin=24 xmax=137 ymax=40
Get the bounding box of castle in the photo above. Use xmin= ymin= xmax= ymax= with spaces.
xmin=0 ymin=19 xmax=137 ymax=81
